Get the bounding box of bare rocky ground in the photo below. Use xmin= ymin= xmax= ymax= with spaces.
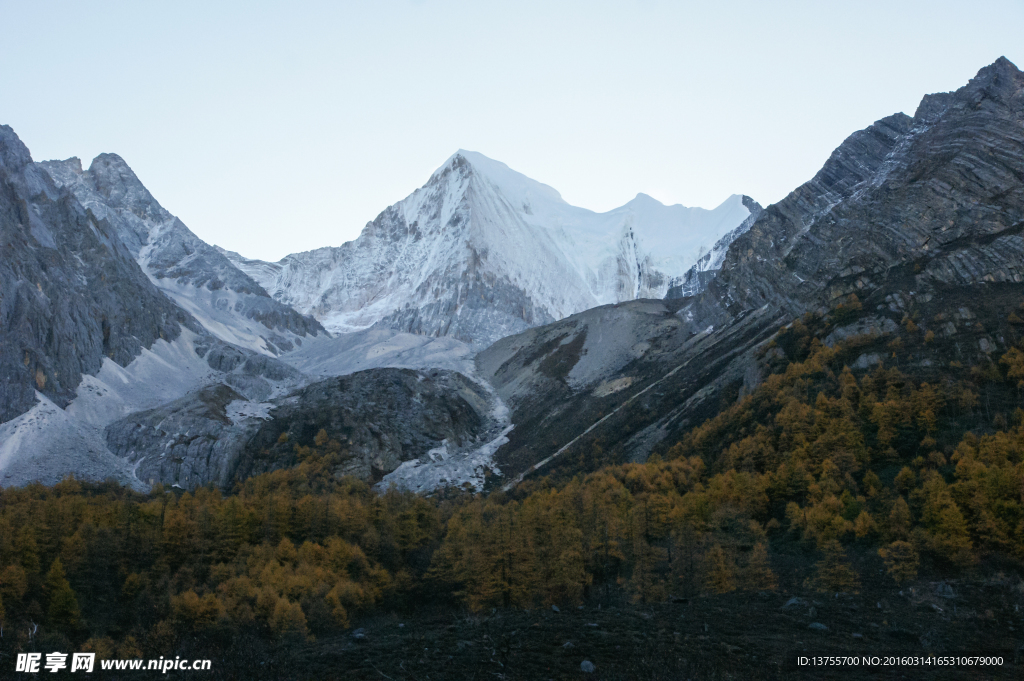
xmin=9 ymin=575 xmax=1022 ymax=681
xmin=73 ymin=563 xmax=1018 ymax=681
xmin=278 ymin=582 xmax=1021 ymax=681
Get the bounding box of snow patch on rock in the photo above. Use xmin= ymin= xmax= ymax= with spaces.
xmin=226 ymin=400 xmax=274 ymax=425
xmin=378 ymin=363 xmax=514 ymax=494
xmin=380 ymin=424 xmax=513 ymax=493
xmin=280 ymin=328 xmax=475 ymax=378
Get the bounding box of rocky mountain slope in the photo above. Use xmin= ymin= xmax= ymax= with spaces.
xmin=3 ymin=58 xmax=1020 ymax=498
xmin=1 ymin=129 xmax=504 ymax=492
xmin=41 ymin=155 xmax=324 ymax=355
xmin=478 ymin=57 xmax=1024 ymax=486
xmin=666 ymin=196 xmax=763 ymax=298
xmin=104 ymin=367 xmax=504 ymax=490
xmin=225 ymin=152 xmax=756 ymax=348
xmin=693 ymin=60 xmax=1023 ymax=329
xmin=0 ymin=124 xmax=319 ymax=488
xmin=0 ymin=126 xmax=193 ymax=424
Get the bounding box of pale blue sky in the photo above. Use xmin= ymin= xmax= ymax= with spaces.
xmin=2 ymin=1 xmax=1022 ymax=261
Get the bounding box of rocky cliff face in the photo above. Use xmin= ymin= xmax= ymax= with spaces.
xmin=42 ymin=155 xmax=324 ymax=355
xmin=477 ymin=57 xmax=1024 ymax=487
xmin=105 ymin=368 xmax=498 ymax=489
xmin=695 ymin=56 xmax=1024 ymax=327
xmin=665 ymin=195 xmax=763 ymax=299
xmin=237 ymin=368 xmax=495 ymax=484
xmin=0 ymin=126 xmax=193 ymax=423
xmin=0 ymin=128 xmax=328 ymax=487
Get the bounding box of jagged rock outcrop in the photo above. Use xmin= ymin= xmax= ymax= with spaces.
xmin=0 ymin=126 xmax=193 ymax=423
xmin=194 ymin=338 xmax=304 ymax=401
xmin=694 ymin=56 xmax=1024 ymax=327
xmin=105 ymin=368 xmax=495 ymax=489
xmin=238 ymin=368 xmax=493 ymax=483
xmin=478 ymin=57 xmax=1024 ymax=486
xmin=42 ymin=155 xmax=324 ymax=354
xmin=665 ymin=196 xmax=763 ymax=299
xmin=104 ymin=383 xmax=252 ymax=489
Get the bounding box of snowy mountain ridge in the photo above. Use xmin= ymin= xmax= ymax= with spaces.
xmin=226 ymin=151 xmax=758 ymax=348
xmin=1 ymin=135 xmax=752 ymax=492
xmin=41 ymin=155 xmax=324 ymax=356
xmin=665 ymin=196 xmax=764 ymax=299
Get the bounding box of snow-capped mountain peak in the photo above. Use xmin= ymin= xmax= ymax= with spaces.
xmin=433 ymin=150 xmax=566 ymax=205
xmin=227 ymin=151 xmax=757 ymax=348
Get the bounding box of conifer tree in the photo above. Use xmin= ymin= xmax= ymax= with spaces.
xmin=742 ymin=542 xmax=777 ymax=591
xmin=171 ymin=590 xmax=223 ymax=629
xmin=894 ymin=467 xmax=916 ymax=494
xmin=853 ymin=510 xmax=876 ymax=538
xmin=670 ymin=521 xmax=704 ymax=598
xmin=626 ymin=502 xmax=666 ymax=603
xmin=704 ymin=544 xmax=735 ymax=594
xmin=325 ymin=585 xmax=351 ymax=628
xmin=888 ymin=497 xmax=912 ymax=540
xmin=45 ymin=558 xmax=80 ymax=628
xmin=269 ymin=597 xmax=309 ymax=638
xmin=0 ymin=564 xmax=27 ymax=604
xmin=918 ymin=473 xmax=974 ymax=567
xmin=1000 ymin=347 xmax=1024 ymax=389
xmin=493 ymin=503 xmax=534 ymax=607
xmin=878 ymin=540 xmax=919 ymax=584
xmin=16 ymin=528 xmax=40 ymax=576
xmin=808 ymin=540 xmax=859 ymax=593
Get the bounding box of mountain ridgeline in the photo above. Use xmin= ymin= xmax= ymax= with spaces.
xmin=478 ymin=56 xmax=1024 ymax=486
xmin=225 ymin=151 xmax=758 ymax=349
xmin=1 ymin=57 xmax=1023 ymax=680
xmin=0 ymin=57 xmax=1020 ymax=497
xmin=0 ymin=127 xmax=191 ymax=424
xmin=42 ymin=155 xmax=325 ymax=353
xmin=0 ymin=115 xmax=754 ymax=491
